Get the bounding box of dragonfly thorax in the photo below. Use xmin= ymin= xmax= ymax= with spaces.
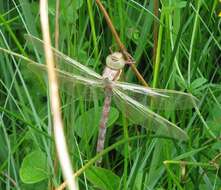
xmin=106 ymin=52 xmax=126 ymax=70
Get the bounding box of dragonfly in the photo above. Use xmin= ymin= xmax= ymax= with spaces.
xmin=1 ymin=35 xmax=198 ymax=163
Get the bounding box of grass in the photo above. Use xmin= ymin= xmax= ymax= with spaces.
xmin=0 ymin=0 xmax=221 ymax=189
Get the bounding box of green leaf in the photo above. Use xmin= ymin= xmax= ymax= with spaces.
xmin=135 ymin=172 xmax=143 ymax=190
xmin=190 ymin=77 xmax=207 ymax=90
xmin=163 ymin=1 xmax=187 ymax=14
xmin=86 ymin=166 xmax=120 ymax=190
xmin=19 ymin=150 xmax=48 ymax=184
xmin=20 ymin=181 xmax=48 ymax=190
xmin=59 ymin=0 xmax=83 ymax=23
xmin=212 ymin=141 xmax=221 ymax=150
xmin=174 ymin=146 xmax=209 ymax=160
xmin=75 ymin=107 xmax=119 ymax=140
xmin=126 ymin=27 xmax=140 ymax=42
xmin=50 ymin=0 xmax=83 ymax=12
xmin=206 ymin=104 xmax=221 ymax=136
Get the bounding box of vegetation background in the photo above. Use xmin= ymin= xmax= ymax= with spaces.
xmin=0 ymin=0 xmax=221 ymax=189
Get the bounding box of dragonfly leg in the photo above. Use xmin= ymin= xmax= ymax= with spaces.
xmin=109 ymin=46 xmax=114 ymax=54
xmin=122 ymin=50 xmax=135 ymax=65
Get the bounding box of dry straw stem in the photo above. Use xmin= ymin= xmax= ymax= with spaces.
xmin=95 ymin=0 xmax=148 ymax=87
xmin=39 ymin=0 xmax=77 ymax=190
xmin=52 ymin=0 xmax=60 ymax=187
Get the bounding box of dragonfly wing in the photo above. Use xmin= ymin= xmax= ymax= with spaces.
xmin=25 ymin=34 xmax=102 ymax=80
xmin=1 ymin=48 xmax=105 ymax=99
xmin=113 ymin=89 xmax=189 ymax=141
xmin=29 ymin=64 xmax=105 ymax=100
xmin=114 ymin=81 xmax=198 ymax=110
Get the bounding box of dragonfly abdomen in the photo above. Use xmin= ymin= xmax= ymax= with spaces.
xmin=96 ymin=89 xmax=112 ymax=163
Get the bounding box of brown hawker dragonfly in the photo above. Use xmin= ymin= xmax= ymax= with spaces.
xmin=0 ymin=35 xmax=198 ymax=163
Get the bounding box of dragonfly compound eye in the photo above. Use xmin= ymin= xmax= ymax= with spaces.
xmin=106 ymin=52 xmax=126 ymax=70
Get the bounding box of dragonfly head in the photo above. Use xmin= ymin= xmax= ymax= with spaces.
xmin=106 ymin=52 xmax=126 ymax=70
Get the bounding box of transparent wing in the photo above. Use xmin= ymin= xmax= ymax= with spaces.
xmin=21 ymin=34 xmax=198 ymax=111
xmin=25 ymin=34 xmax=102 ymax=80
xmin=29 ymin=63 xmax=105 ymax=99
xmin=112 ymin=89 xmax=189 ymax=141
xmin=0 ymin=48 xmax=189 ymax=140
xmin=113 ymin=81 xmax=198 ymax=110
xmin=0 ymin=48 xmax=105 ymax=99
